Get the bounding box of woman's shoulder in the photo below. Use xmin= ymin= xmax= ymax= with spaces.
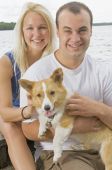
xmin=27 ymin=53 xmax=54 ymax=71
xmin=0 ymin=53 xmax=13 ymax=77
xmin=22 ymin=53 xmax=54 ymax=80
xmin=0 ymin=50 xmax=14 ymax=62
xmin=5 ymin=50 xmax=16 ymax=65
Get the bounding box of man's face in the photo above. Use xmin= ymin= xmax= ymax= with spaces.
xmin=57 ymin=9 xmax=92 ymax=60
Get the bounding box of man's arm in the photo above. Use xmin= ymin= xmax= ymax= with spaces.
xmin=66 ymin=93 xmax=112 ymax=130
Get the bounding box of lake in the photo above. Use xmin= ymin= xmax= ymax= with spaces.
xmin=0 ymin=25 xmax=112 ymax=61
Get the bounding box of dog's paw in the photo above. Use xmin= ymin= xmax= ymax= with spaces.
xmin=51 ymin=120 xmax=58 ymax=128
xmin=38 ymin=134 xmax=45 ymax=139
xmin=38 ymin=132 xmax=45 ymax=138
xmin=53 ymin=153 xmax=61 ymax=163
xmin=46 ymin=121 xmax=52 ymax=128
xmin=38 ymin=129 xmax=47 ymax=138
xmin=38 ymin=126 xmax=47 ymax=134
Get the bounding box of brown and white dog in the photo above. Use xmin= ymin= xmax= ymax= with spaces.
xmin=20 ymin=68 xmax=112 ymax=170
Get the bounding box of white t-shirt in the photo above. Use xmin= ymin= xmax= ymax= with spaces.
xmin=20 ymin=53 xmax=112 ymax=150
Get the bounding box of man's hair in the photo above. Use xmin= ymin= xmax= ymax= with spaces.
xmin=56 ymin=1 xmax=93 ymax=28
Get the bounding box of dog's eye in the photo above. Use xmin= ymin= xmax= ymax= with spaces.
xmin=37 ymin=93 xmax=41 ymax=97
xmin=50 ymin=91 xmax=55 ymax=95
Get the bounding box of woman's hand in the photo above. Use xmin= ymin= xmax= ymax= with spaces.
xmin=21 ymin=93 xmax=37 ymax=119
xmin=21 ymin=105 xmax=36 ymax=119
xmin=22 ymin=120 xmax=53 ymax=141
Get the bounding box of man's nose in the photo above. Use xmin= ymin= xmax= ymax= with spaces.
xmin=71 ymin=31 xmax=81 ymax=42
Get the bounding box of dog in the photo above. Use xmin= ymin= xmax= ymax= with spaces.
xmin=20 ymin=68 xmax=112 ymax=170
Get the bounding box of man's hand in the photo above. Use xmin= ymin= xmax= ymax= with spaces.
xmin=66 ymin=93 xmax=101 ymax=117
xmin=66 ymin=93 xmax=103 ymax=133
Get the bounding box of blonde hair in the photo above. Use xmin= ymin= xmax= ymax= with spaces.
xmin=13 ymin=2 xmax=55 ymax=73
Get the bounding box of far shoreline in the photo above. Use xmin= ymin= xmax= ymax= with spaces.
xmin=0 ymin=22 xmax=112 ymax=30
xmin=93 ymin=22 xmax=112 ymax=26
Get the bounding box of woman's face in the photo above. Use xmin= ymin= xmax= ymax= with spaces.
xmin=23 ymin=11 xmax=49 ymax=54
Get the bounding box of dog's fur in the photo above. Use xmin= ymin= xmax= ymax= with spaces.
xmin=20 ymin=68 xmax=112 ymax=170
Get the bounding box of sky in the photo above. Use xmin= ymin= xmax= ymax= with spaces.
xmin=0 ymin=0 xmax=112 ymax=23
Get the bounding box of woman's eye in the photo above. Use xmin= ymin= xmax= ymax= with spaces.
xmin=27 ymin=27 xmax=33 ymax=30
xmin=39 ymin=26 xmax=47 ymax=30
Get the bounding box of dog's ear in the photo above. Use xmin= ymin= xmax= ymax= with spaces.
xmin=19 ymin=79 xmax=35 ymax=93
xmin=50 ymin=68 xmax=63 ymax=83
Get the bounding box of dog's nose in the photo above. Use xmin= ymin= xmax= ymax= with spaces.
xmin=44 ymin=105 xmax=51 ymax=111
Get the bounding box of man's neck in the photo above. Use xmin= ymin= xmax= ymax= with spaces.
xmin=55 ymin=49 xmax=84 ymax=69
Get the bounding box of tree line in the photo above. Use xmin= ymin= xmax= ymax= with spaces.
xmin=0 ymin=22 xmax=16 ymax=30
xmin=93 ymin=22 xmax=112 ymax=26
xmin=0 ymin=21 xmax=112 ymax=30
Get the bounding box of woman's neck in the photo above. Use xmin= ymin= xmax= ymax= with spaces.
xmin=27 ymin=49 xmax=43 ymax=66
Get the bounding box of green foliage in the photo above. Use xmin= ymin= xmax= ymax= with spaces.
xmin=0 ymin=22 xmax=16 ymax=30
xmin=93 ymin=22 xmax=112 ymax=26
xmin=0 ymin=21 xmax=112 ymax=30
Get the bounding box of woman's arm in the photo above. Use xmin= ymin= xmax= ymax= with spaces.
xmin=22 ymin=120 xmax=53 ymax=141
xmin=0 ymin=56 xmax=32 ymax=122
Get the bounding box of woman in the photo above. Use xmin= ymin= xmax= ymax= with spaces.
xmin=0 ymin=2 xmax=55 ymax=170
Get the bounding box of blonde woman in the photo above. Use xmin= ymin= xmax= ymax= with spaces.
xmin=0 ymin=2 xmax=55 ymax=170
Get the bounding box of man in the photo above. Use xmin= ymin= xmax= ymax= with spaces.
xmin=20 ymin=2 xmax=112 ymax=170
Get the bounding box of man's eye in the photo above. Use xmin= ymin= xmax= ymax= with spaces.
xmin=79 ymin=28 xmax=88 ymax=34
xmin=64 ymin=30 xmax=71 ymax=33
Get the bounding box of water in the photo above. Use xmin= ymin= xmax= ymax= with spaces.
xmin=0 ymin=25 xmax=112 ymax=61
xmin=87 ymin=25 xmax=112 ymax=61
xmin=0 ymin=30 xmax=14 ymax=57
